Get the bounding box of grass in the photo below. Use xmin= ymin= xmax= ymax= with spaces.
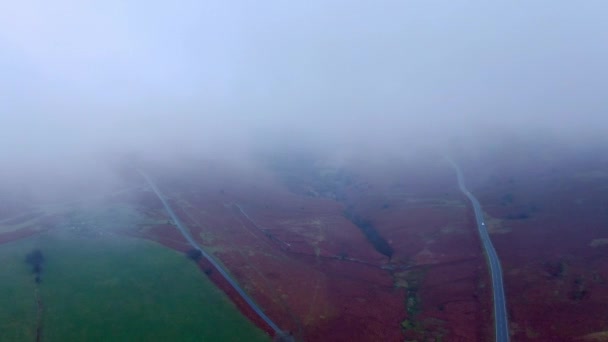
xmin=0 ymin=240 xmax=37 ymax=341
xmin=0 ymin=231 xmax=270 ymax=342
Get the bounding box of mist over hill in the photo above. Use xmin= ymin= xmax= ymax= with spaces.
xmin=2 ymin=0 xmax=608 ymax=199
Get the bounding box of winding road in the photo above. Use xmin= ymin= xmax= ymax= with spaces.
xmin=138 ymin=171 xmax=283 ymax=335
xmin=447 ymin=159 xmax=510 ymax=342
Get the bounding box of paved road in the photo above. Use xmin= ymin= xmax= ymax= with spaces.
xmin=447 ymin=159 xmax=510 ymax=342
xmin=138 ymin=171 xmax=282 ymax=335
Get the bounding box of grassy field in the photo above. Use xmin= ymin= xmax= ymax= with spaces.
xmin=0 ymin=231 xmax=270 ymax=341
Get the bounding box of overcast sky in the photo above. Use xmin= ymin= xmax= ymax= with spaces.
xmin=1 ymin=1 xmax=608 ymax=176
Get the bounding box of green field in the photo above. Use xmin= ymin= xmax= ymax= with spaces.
xmin=0 ymin=231 xmax=270 ymax=341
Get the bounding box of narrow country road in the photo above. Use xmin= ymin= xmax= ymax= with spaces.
xmin=447 ymin=159 xmax=510 ymax=342
xmin=138 ymin=170 xmax=283 ymax=335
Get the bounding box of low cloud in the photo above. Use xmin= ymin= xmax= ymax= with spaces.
xmin=1 ymin=1 xmax=607 ymax=197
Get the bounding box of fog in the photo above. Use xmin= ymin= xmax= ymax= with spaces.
xmin=2 ymin=1 xmax=608 ymax=197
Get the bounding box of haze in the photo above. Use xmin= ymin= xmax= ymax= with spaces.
xmin=2 ymin=1 xmax=607 ymax=195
